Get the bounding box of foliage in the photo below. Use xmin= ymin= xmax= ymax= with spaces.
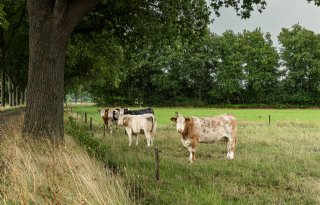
xmin=278 ymin=24 xmax=320 ymax=104
xmin=0 ymin=4 xmax=8 ymax=29
xmin=210 ymin=0 xmax=267 ymax=18
xmin=0 ymin=0 xmax=28 ymax=95
xmin=65 ymin=0 xmax=211 ymax=106
xmin=60 ymin=1 xmax=320 ymax=107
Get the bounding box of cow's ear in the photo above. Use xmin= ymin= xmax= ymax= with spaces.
xmin=105 ymin=109 xmax=109 ymax=112
xmin=185 ymin=118 xmax=190 ymax=123
xmin=170 ymin=117 xmax=177 ymax=122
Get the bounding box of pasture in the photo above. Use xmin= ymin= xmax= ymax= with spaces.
xmin=68 ymin=105 xmax=320 ymax=204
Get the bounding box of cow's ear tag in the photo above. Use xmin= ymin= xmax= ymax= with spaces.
xmin=170 ymin=117 xmax=177 ymax=122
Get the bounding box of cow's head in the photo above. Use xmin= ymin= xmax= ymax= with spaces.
xmin=119 ymin=107 xmax=129 ymax=115
xmin=113 ymin=110 xmax=120 ymax=120
xmin=98 ymin=109 xmax=109 ymax=120
xmin=170 ymin=113 xmax=190 ymax=133
xmin=117 ymin=114 xmax=130 ymax=126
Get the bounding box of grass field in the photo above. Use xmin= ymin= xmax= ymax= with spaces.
xmin=70 ymin=105 xmax=320 ymax=127
xmin=68 ymin=105 xmax=320 ymax=204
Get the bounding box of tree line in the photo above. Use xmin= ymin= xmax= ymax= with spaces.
xmin=69 ymin=24 xmax=320 ymax=106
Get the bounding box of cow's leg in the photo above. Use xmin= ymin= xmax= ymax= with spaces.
xmin=145 ymin=131 xmax=151 ymax=147
xmin=227 ymin=121 xmax=237 ymax=160
xmin=188 ymin=146 xmax=195 ymax=163
xmin=126 ymin=128 xmax=132 ymax=146
xmin=188 ymin=140 xmax=197 ymax=163
xmin=150 ymin=134 xmax=154 ymax=147
xmin=227 ymin=138 xmax=234 ymax=160
xmin=109 ymin=123 xmax=113 ymax=134
xmin=116 ymin=122 xmax=119 ymax=133
xmin=134 ymin=134 xmax=139 ymax=146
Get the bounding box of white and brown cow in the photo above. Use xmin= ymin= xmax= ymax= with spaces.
xmin=170 ymin=113 xmax=237 ymax=163
xmin=98 ymin=108 xmax=120 ymax=134
xmin=118 ymin=113 xmax=157 ymax=147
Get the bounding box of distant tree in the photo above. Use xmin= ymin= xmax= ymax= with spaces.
xmin=212 ymin=30 xmax=245 ymax=103
xmin=278 ymin=24 xmax=320 ymax=104
xmin=82 ymin=0 xmax=211 ymax=106
xmin=210 ymin=29 xmax=280 ymax=104
xmin=0 ymin=0 xmax=26 ymax=107
xmin=239 ymin=29 xmax=280 ymax=103
xmin=65 ymin=31 xmax=124 ymax=105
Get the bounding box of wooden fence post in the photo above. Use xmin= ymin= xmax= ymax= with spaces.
xmin=269 ymin=115 xmax=271 ymax=125
xmin=84 ymin=113 xmax=87 ymax=124
xmin=90 ymin=117 xmax=93 ymax=130
xmin=154 ymin=148 xmax=160 ymax=181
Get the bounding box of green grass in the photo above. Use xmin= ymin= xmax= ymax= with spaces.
xmin=66 ymin=105 xmax=320 ymax=204
xmin=70 ymin=105 xmax=320 ymax=127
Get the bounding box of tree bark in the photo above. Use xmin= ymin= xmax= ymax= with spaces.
xmin=21 ymin=89 xmax=25 ymax=104
xmin=12 ymin=83 xmax=16 ymax=106
xmin=0 ymin=66 xmax=3 ymax=107
xmin=15 ymin=85 xmax=20 ymax=106
xmin=23 ymin=0 xmax=99 ymax=142
xmin=8 ymin=77 xmax=12 ymax=107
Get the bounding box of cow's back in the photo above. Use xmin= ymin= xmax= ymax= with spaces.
xmin=195 ymin=114 xmax=236 ymax=143
xmin=130 ymin=114 xmax=156 ymax=134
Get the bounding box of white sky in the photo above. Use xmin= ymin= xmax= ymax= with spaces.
xmin=209 ymin=0 xmax=320 ymax=47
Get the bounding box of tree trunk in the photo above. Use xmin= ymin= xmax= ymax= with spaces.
xmin=21 ymin=89 xmax=24 ymax=104
xmin=23 ymin=0 xmax=98 ymax=142
xmin=15 ymin=85 xmax=20 ymax=106
xmin=24 ymin=89 xmax=27 ymax=104
xmin=0 ymin=67 xmax=3 ymax=107
xmin=12 ymin=83 xmax=16 ymax=106
xmin=8 ymin=77 xmax=12 ymax=107
xmin=23 ymin=24 xmax=68 ymax=140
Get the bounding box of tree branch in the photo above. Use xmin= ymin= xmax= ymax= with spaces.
xmin=64 ymin=0 xmax=99 ymax=34
xmin=53 ymin=0 xmax=68 ymax=24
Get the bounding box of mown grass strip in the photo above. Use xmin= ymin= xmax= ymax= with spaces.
xmin=70 ymin=105 xmax=320 ymax=128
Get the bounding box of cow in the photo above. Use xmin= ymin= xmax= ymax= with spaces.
xmin=170 ymin=113 xmax=237 ymax=163
xmin=98 ymin=108 xmax=120 ymax=134
xmin=118 ymin=113 xmax=157 ymax=147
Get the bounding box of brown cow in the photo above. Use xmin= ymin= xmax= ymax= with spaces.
xmin=170 ymin=113 xmax=237 ymax=163
xmin=98 ymin=108 xmax=119 ymax=134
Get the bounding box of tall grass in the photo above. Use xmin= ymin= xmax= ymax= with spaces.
xmin=0 ymin=115 xmax=131 ymax=205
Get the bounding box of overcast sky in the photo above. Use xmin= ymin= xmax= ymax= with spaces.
xmin=209 ymin=0 xmax=320 ymax=47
